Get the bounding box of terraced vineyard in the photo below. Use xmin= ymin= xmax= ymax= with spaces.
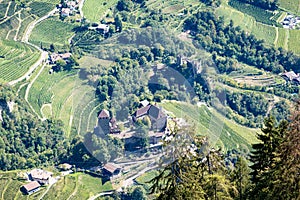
xmin=216 ymin=1 xmax=300 ymax=54
xmin=82 ymin=0 xmax=118 ymax=22
xmin=0 ymin=171 xmax=111 ymax=200
xmin=30 ymin=19 xmax=77 ymax=49
xmin=28 ymin=68 xmax=97 ymax=136
xmin=160 ymin=101 xmax=259 ymax=151
xmin=43 ymin=173 xmax=113 ymax=200
xmin=278 ymin=0 xmax=300 ymax=15
xmin=0 ymin=40 xmax=40 ymax=83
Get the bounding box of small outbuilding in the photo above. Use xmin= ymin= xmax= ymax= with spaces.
xmin=21 ymin=181 xmax=41 ymax=195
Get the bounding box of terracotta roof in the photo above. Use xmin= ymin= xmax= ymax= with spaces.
xmin=103 ymin=163 xmax=120 ymax=174
xmin=134 ymin=105 xmax=151 ymax=118
xmin=22 ymin=181 xmax=40 ymax=192
xmin=98 ymin=109 xmax=110 ymax=118
xmin=30 ymin=169 xmax=53 ymax=180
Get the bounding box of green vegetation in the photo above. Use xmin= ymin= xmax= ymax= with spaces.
xmin=30 ymin=19 xmax=76 ymax=49
xmin=83 ymin=0 xmax=118 ymax=22
xmin=43 ymin=173 xmax=113 ymax=200
xmin=0 ymin=40 xmax=40 ymax=83
xmin=278 ymin=0 xmax=300 ymax=15
xmin=28 ymin=1 xmax=55 ymax=17
xmin=228 ymin=0 xmax=276 ymax=25
xmin=160 ymin=101 xmax=258 ymax=151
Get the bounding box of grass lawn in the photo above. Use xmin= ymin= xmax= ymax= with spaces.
xmin=160 ymin=101 xmax=259 ymax=151
xmin=29 ymin=19 xmax=77 ymax=48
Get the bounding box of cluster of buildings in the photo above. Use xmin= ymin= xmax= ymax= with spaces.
xmin=281 ymin=14 xmax=300 ymax=29
xmin=281 ymin=71 xmax=300 ymax=84
xmin=20 ymin=169 xmax=53 ymax=195
xmin=88 ymin=24 xmax=110 ymax=34
xmin=48 ymin=52 xmax=72 ymax=64
xmin=58 ymin=0 xmax=79 ymax=17
xmin=95 ymin=100 xmax=168 ymax=149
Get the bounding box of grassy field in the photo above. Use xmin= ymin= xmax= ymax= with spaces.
xmin=82 ymin=0 xmax=118 ymax=22
xmin=0 ymin=171 xmax=112 ymax=200
xmin=28 ymin=67 xmax=97 ymax=136
xmin=0 ymin=40 xmax=40 ymax=83
xmin=30 ymin=19 xmax=76 ymax=49
xmin=278 ymin=0 xmax=300 ymax=15
xmin=0 ymin=171 xmax=47 ymax=200
xmin=43 ymin=173 xmax=113 ymax=200
xmin=160 ymin=101 xmax=259 ymax=151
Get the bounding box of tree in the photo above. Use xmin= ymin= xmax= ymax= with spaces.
xmin=267 ymin=100 xmax=300 ymax=199
xmin=114 ymin=14 xmax=123 ymax=32
xmin=150 ymin=127 xmax=237 ymax=199
xmin=249 ymin=116 xmax=288 ymax=199
xmin=130 ymin=186 xmax=148 ymax=200
xmin=116 ymin=0 xmax=133 ymax=11
xmin=231 ymin=156 xmax=250 ymax=200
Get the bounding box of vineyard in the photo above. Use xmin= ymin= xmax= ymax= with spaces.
xmin=27 ymin=67 xmax=98 ymax=137
xmin=0 ymin=171 xmax=112 ymax=200
xmin=160 ymin=101 xmax=258 ymax=151
xmin=228 ymin=0 xmax=276 ymax=25
xmin=278 ymin=0 xmax=300 ymax=15
xmin=0 ymin=40 xmax=40 ymax=83
xmin=217 ymin=1 xmax=300 ymax=54
xmin=29 ymin=19 xmax=77 ymax=49
xmin=82 ymin=0 xmax=118 ymax=22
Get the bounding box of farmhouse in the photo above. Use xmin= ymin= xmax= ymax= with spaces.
xmin=102 ymin=163 xmax=122 ymax=177
xmin=49 ymin=53 xmax=72 ymax=64
xmin=61 ymin=8 xmax=71 ymax=17
xmin=29 ymin=169 xmax=53 ymax=185
xmin=132 ymin=103 xmax=167 ymax=132
xmin=96 ymin=24 xmax=110 ymax=34
xmin=21 ymin=181 xmax=41 ymax=195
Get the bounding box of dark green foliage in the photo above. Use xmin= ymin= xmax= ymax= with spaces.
xmin=200 ymin=0 xmax=221 ymax=7
xmin=225 ymin=90 xmax=268 ymax=127
xmin=184 ymin=11 xmax=300 ymax=73
xmin=150 ymin=130 xmax=238 ymax=200
xmin=0 ymin=86 xmax=69 ymax=170
xmin=236 ymin=0 xmax=278 ymax=10
xmin=249 ymin=116 xmax=287 ymax=198
xmin=116 ymin=0 xmax=134 ymax=11
xmin=229 ymin=0 xmax=276 ymax=25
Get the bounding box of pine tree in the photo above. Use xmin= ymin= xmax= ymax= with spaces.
xmin=231 ymin=156 xmax=250 ymax=200
xmin=269 ymin=100 xmax=300 ymax=199
xmin=249 ymin=116 xmax=287 ymax=199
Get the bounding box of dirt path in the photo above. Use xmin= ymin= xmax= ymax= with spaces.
xmin=284 ymin=29 xmax=289 ymax=50
xmin=14 ymin=12 xmax=21 ymax=41
xmin=66 ymin=174 xmax=80 ymax=200
xmin=3 ymin=1 xmax=11 ymax=19
xmin=7 ymin=8 xmax=57 ymax=86
xmin=78 ymin=0 xmax=86 ymax=18
xmin=274 ymin=27 xmax=279 ymax=46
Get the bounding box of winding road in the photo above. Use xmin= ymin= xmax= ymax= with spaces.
xmin=7 ymin=8 xmax=58 ymax=86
